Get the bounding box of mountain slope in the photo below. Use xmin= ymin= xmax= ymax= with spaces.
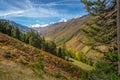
xmin=0 ymin=32 xmax=82 ymax=80
xmin=35 ymin=15 xmax=106 ymax=61
xmin=0 ymin=19 xmax=31 ymax=32
xmin=39 ymin=15 xmax=90 ymax=42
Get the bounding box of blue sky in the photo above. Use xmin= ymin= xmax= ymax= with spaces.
xmin=0 ymin=0 xmax=87 ymax=26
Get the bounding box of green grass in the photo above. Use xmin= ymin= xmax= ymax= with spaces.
xmin=70 ymin=58 xmax=94 ymax=71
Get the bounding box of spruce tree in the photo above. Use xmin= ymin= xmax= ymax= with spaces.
xmin=81 ymin=0 xmax=116 ymax=16
xmin=81 ymin=0 xmax=119 ymax=79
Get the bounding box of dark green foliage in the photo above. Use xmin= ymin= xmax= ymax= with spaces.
xmin=82 ymin=52 xmax=119 ymax=80
xmin=57 ymin=47 xmax=63 ymax=58
xmin=54 ymin=72 xmax=66 ymax=79
xmin=32 ymin=54 xmax=45 ymax=77
xmin=44 ymin=41 xmax=57 ymax=55
xmin=90 ymin=25 xmax=101 ymax=32
xmin=3 ymin=52 xmax=13 ymax=59
xmin=81 ymin=0 xmax=118 ymax=79
xmin=56 ymin=35 xmax=73 ymax=46
xmin=81 ymin=0 xmax=116 ymax=16
xmin=33 ymin=54 xmax=44 ymax=70
xmin=77 ymin=51 xmax=93 ymax=65
xmin=105 ymin=52 xmax=118 ymax=62
xmin=80 ymin=18 xmax=118 ymax=80
xmin=11 ymin=27 xmax=20 ymax=39
xmin=0 ymin=21 xmax=20 ymax=39
xmin=56 ymin=43 xmax=74 ymax=59
xmin=54 ymin=72 xmax=63 ymax=78
xmin=81 ymin=60 xmax=119 ymax=80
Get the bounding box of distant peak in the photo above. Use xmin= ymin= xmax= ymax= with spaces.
xmin=74 ymin=16 xmax=81 ymax=19
xmin=58 ymin=18 xmax=67 ymax=22
xmin=30 ymin=24 xmax=49 ymax=28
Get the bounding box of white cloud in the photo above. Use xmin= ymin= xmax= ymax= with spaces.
xmin=0 ymin=0 xmax=59 ymax=18
xmin=0 ymin=10 xmax=24 ymax=17
xmin=59 ymin=18 xmax=67 ymax=22
xmin=30 ymin=24 xmax=49 ymax=28
xmin=38 ymin=0 xmax=81 ymax=6
xmin=13 ymin=8 xmax=58 ymax=18
xmin=0 ymin=0 xmax=84 ymax=21
xmin=30 ymin=18 xmax=68 ymax=28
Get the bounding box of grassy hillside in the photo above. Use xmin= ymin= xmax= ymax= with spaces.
xmin=40 ymin=15 xmax=90 ymax=42
xmin=65 ymin=17 xmax=110 ymax=61
xmin=39 ymin=16 xmax=106 ymax=62
xmin=0 ymin=60 xmax=59 ymax=80
xmin=0 ymin=32 xmax=83 ymax=80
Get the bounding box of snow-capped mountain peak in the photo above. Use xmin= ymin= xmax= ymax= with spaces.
xmin=30 ymin=18 xmax=68 ymax=28
xmin=58 ymin=18 xmax=67 ymax=22
xmin=30 ymin=24 xmax=49 ymax=28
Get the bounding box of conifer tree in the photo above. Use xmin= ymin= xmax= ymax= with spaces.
xmin=117 ymin=0 xmax=120 ymax=75
xmin=81 ymin=0 xmax=119 ymax=79
xmin=81 ymin=0 xmax=116 ymax=16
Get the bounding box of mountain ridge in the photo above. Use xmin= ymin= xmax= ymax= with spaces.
xmin=37 ymin=15 xmax=90 ymax=44
xmin=0 ymin=19 xmax=31 ymax=32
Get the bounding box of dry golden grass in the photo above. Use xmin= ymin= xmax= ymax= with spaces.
xmin=0 ymin=33 xmax=82 ymax=80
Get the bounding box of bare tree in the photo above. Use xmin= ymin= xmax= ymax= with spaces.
xmin=117 ymin=0 xmax=120 ymax=76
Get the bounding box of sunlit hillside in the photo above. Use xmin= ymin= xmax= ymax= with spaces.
xmin=0 ymin=33 xmax=82 ymax=80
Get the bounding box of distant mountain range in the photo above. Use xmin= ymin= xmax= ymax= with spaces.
xmin=30 ymin=24 xmax=49 ymax=28
xmin=30 ymin=18 xmax=68 ymax=28
xmin=34 ymin=15 xmax=90 ymax=41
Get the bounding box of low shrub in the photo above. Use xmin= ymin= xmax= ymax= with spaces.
xmin=3 ymin=52 xmax=12 ymax=59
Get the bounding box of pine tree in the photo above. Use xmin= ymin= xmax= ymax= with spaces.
xmin=11 ymin=27 xmax=20 ymax=39
xmin=81 ymin=0 xmax=119 ymax=79
xmin=117 ymin=0 xmax=120 ymax=76
xmin=81 ymin=0 xmax=116 ymax=16
xmin=29 ymin=35 xmax=34 ymax=46
xmin=58 ymin=47 xmax=62 ymax=58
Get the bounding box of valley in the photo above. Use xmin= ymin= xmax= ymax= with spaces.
xmin=34 ymin=15 xmax=106 ymax=63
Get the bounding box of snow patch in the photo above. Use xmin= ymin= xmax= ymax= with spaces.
xmin=58 ymin=18 xmax=67 ymax=22
xmin=30 ymin=24 xmax=49 ymax=28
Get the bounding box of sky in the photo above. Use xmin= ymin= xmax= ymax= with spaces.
xmin=0 ymin=0 xmax=87 ymax=27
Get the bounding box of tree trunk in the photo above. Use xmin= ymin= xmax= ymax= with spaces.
xmin=117 ymin=0 xmax=120 ymax=76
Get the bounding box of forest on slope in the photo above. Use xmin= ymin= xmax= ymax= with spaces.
xmin=0 ymin=28 xmax=82 ymax=80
